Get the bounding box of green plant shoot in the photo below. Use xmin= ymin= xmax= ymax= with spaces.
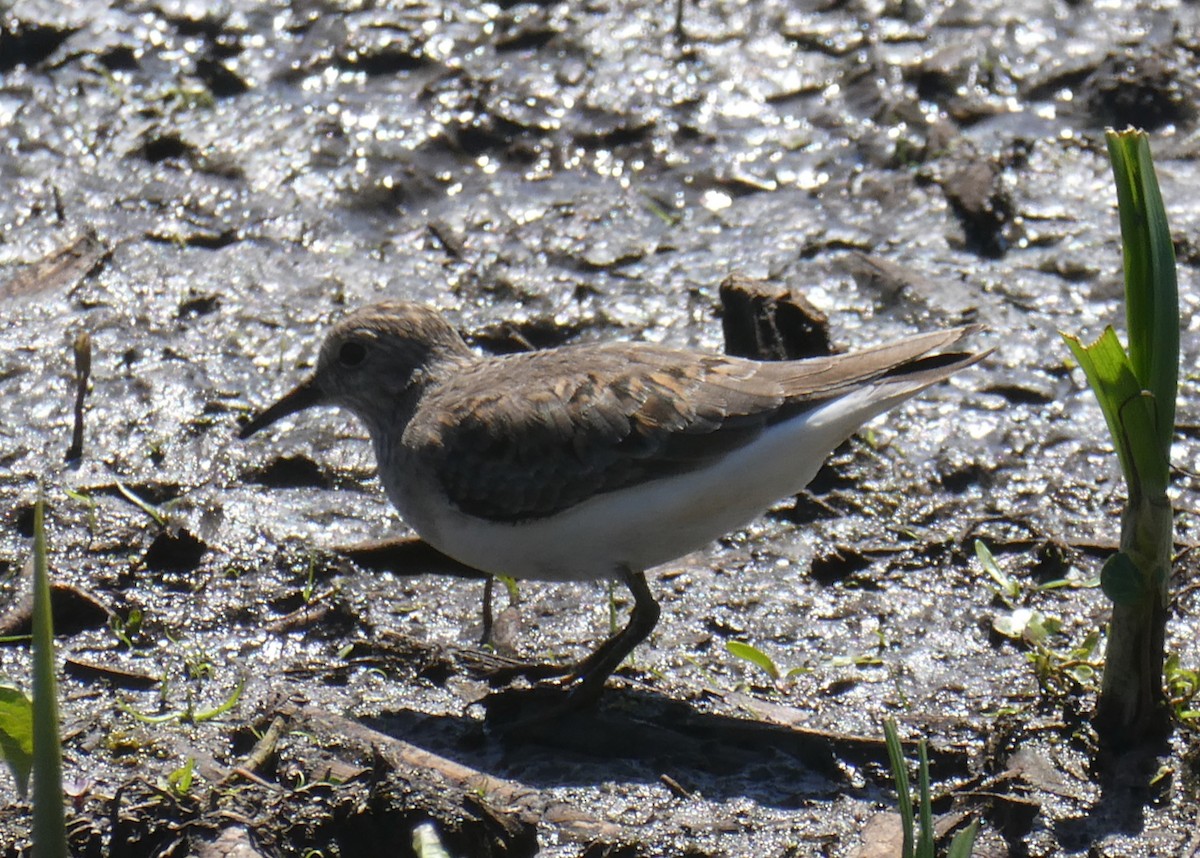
xmin=883 ymin=718 xmax=979 ymax=858
xmin=1061 ymin=128 xmax=1178 ymax=743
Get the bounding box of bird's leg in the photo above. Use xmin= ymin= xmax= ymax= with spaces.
xmin=482 ymin=569 xmax=661 ymax=731
xmin=475 ymin=576 xmax=568 ymax=681
xmin=562 ymin=568 xmax=660 ymax=704
xmin=479 ymin=576 xmax=494 ymax=646
xmin=480 ymin=569 xmax=660 ymax=694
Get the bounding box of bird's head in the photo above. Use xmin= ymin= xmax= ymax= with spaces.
xmin=239 ymin=301 xmax=472 ymax=439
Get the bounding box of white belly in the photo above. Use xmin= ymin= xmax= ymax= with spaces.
xmin=382 ymin=383 xmax=918 ymax=582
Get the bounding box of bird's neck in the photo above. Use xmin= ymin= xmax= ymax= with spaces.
xmin=354 ymin=352 xmax=473 ymax=443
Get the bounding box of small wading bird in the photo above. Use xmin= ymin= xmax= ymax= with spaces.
xmin=241 ymin=302 xmax=985 ymax=717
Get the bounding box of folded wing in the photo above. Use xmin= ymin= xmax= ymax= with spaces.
xmin=413 ymin=326 xmax=983 ymax=522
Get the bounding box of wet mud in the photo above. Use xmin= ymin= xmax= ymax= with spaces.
xmin=3 ymin=0 xmax=1200 ymax=855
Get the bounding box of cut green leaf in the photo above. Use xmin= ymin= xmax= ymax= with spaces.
xmin=0 ymin=684 xmax=33 ymax=796
xmin=1061 ymin=327 xmax=1166 ymax=496
xmin=947 ymin=820 xmax=981 ymax=858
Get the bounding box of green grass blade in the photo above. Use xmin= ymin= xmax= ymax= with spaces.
xmin=1107 ymin=129 xmax=1178 ymax=456
xmin=192 ymin=676 xmax=246 ymax=723
xmin=31 ymin=492 xmax=68 ymax=858
xmin=114 ymin=480 xmax=167 ymax=527
xmin=117 ymin=702 xmax=181 ymax=725
xmin=883 ymin=719 xmax=915 ymax=858
xmin=915 ymin=739 xmax=934 ymax=858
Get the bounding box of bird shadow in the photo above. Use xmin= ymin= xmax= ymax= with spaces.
xmin=362 ymin=682 xmax=927 ymax=809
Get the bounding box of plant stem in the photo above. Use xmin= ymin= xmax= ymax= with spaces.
xmin=1095 ymin=493 xmax=1172 ymax=743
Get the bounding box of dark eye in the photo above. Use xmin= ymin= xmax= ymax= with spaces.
xmin=338 ymin=341 xmax=367 ymax=367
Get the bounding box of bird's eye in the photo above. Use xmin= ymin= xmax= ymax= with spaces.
xmin=338 ymin=341 xmax=367 ymax=367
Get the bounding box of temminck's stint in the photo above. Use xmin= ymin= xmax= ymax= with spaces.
xmin=241 ymin=302 xmax=986 ymax=713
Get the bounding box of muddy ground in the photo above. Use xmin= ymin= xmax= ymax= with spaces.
xmin=2 ymin=0 xmax=1200 ymax=855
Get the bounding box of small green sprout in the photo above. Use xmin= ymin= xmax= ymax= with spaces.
xmin=182 ymin=644 xmax=215 ymax=682
xmin=1062 ymin=128 xmax=1179 ymax=743
xmin=1165 ymin=653 xmax=1200 ymax=723
xmin=883 ymin=718 xmax=979 ymax=858
xmin=992 ymin=607 xmax=1061 ymax=647
xmin=301 ymin=552 xmax=318 ymax=603
xmin=166 ymin=757 xmax=197 ymax=796
xmin=975 ymin=540 xmax=1020 ymax=605
xmin=114 ymin=480 xmax=167 ymax=527
xmin=974 ymin=540 xmax=1103 ymax=693
xmin=725 ymin=640 xmax=810 ymax=688
xmin=121 ymin=676 xmax=245 ymax=726
xmin=109 ymin=607 xmax=145 ymax=649
xmin=726 ymin=640 xmax=783 ymax=680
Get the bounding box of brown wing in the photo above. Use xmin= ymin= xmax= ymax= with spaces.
xmin=411 ymin=328 xmax=982 ymax=522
